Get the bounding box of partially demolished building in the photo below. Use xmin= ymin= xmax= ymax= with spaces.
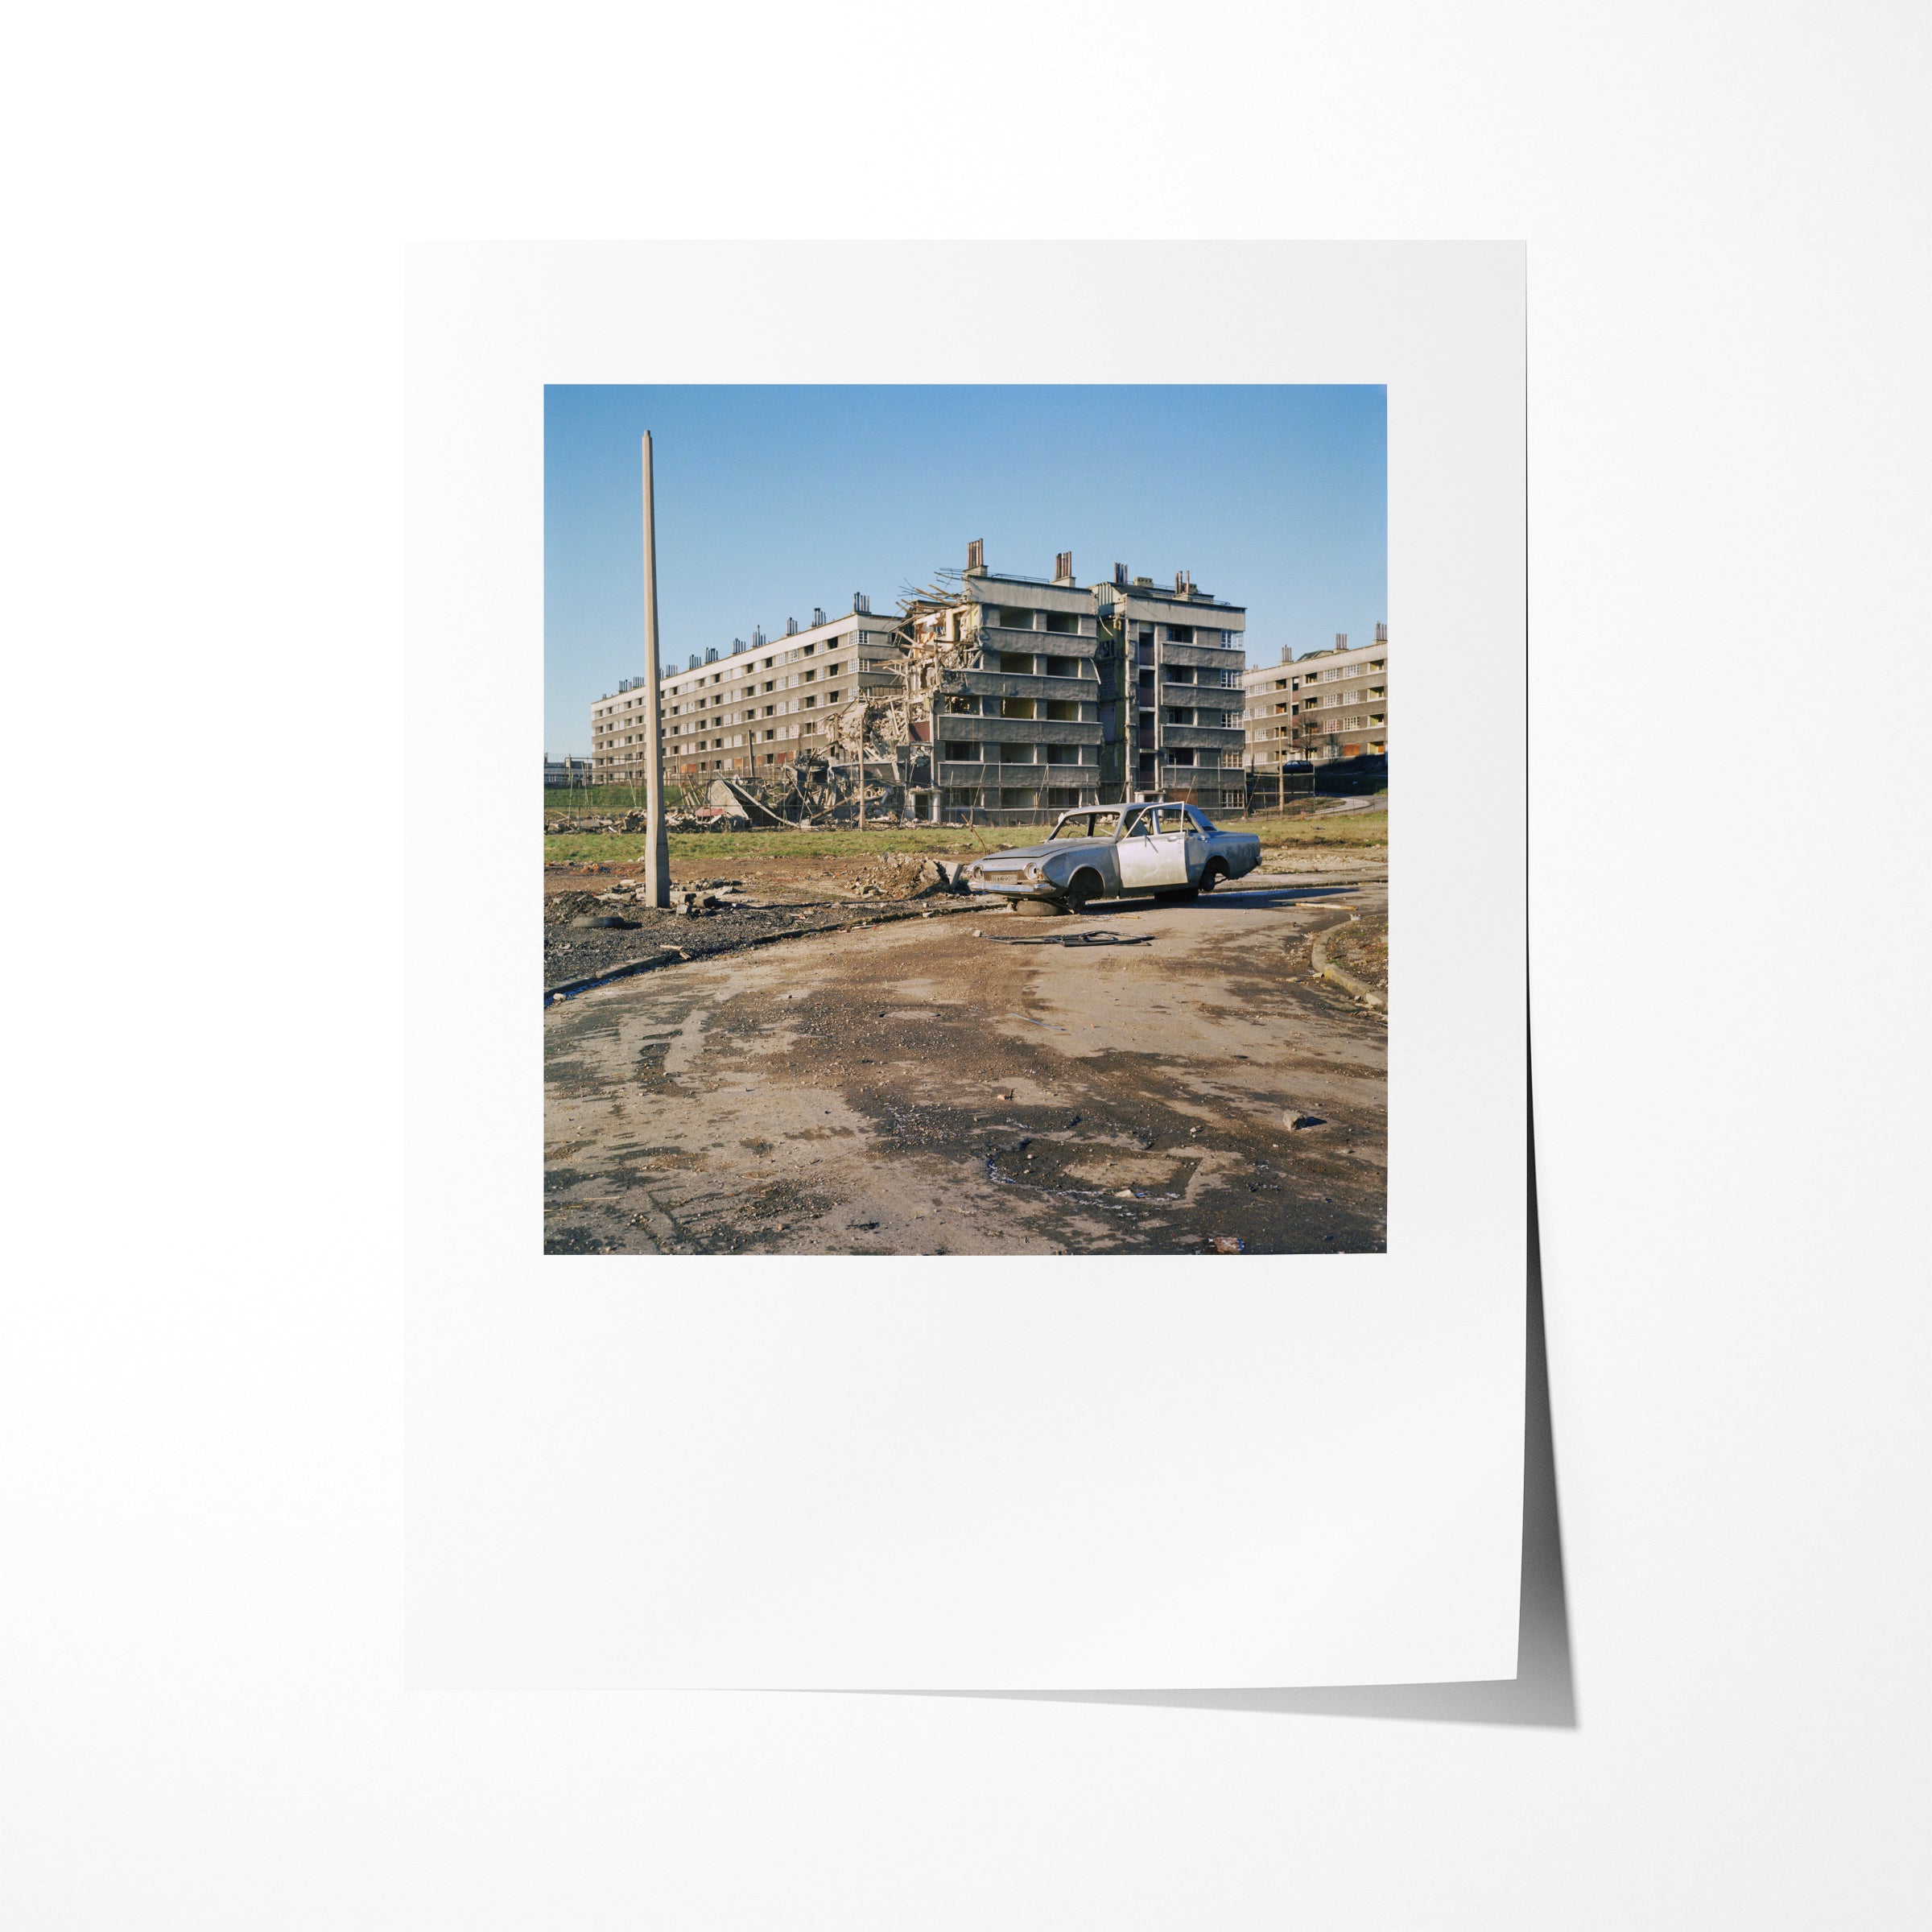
xmin=588 ymin=544 xmax=1248 ymax=823
xmin=915 ymin=544 xmax=1248 ymax=820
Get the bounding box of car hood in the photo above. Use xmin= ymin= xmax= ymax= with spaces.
xmin=972 ymin=838 xmax=1108 ymax=865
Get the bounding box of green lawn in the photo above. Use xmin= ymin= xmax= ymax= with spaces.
xmin=1257 ymin=805 xmax=1388 ymax=851
xmin=545 ymin=804 xmax=1386 ymax=868
xmin=544 ymin=824 xmax=1055 ymax=865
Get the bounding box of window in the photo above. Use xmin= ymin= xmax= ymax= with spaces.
xmin=1167 ymin=625 xmax=1194 ymax=644
xmin=997 ymin=608 xmax=1035 ymax=630
xmin=1167 ymin=747 xmax=1196 ymax=767
xmin=1046 ymin=656 xmax=1078 ymax=679
xmin=999 ymin=651 xmax=1036 ymax=675
xmin=1166 ymin=665 xmax=1195 ymax=684
xmin=1044 ymin=611 xmax=1078 ymax=634
xmin=1164 ymin=708 xmax=1195 ymax=726
xmin=1000 ymin=697 xmax=1036 ymax=719
xmin=943 ymin=741 xmax=980 ymax=762
xmin=998 ymin=743 xmax=1035 ymax=763
xmin=1045 ymin=700 xmax=1080 ymax=722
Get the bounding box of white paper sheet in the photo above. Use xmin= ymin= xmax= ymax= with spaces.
xmin=406 ymin=242 xmax=1525 ymax=1688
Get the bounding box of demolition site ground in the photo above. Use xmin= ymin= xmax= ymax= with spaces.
xmin=543 ymin=816 xmax=1388 ymax=1257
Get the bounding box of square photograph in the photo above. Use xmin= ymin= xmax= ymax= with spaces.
xmin=543 ymin=383 xmax=1388 ymax=1256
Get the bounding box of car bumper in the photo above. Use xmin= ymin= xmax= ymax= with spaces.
xmin=966 ymin=879 xmax=1062 ymax=899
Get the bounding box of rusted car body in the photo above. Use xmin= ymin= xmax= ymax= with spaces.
xmin=964 ymin=801 xmax=1262 ymax=911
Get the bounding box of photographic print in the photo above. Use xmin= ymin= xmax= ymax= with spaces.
xmin=413 ymin=243 xmax=1523 ymax=1689
xmin=543 ymin=384 xmax=1389 ymax=1256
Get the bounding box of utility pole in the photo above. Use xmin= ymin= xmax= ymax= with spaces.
xmin=640 ymin=433 xmax=671 ymax=908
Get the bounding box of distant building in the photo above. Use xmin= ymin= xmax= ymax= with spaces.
xmin=1243 ymin=624 xmax=1388 ymax=770
xmin=543 ymin=755 xmax=594 ymax=788
xmin=588 ymin=599 xmax=902 ymax=785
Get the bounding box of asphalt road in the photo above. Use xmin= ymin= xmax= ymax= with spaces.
xmin=543 ymin=869 xmax=1388 ymax=1257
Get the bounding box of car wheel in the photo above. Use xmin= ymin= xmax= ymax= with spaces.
xmin=1199 ymin=860 xmax=1229 ymax=896
xmin=1063 ymin=869 xmax=1101 ymax=914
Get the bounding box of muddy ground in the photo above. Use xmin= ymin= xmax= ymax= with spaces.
xmin=544 ymin=866 xmax=1388 ymax=1257
xmin=543 ymin=844 xmax=1379 ymax=992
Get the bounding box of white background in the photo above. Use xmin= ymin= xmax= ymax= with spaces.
xmin=407 ymin=242 xmax=1526 ymax=1690
xmin=5 ymin=2 xmax=1927 ymax=1926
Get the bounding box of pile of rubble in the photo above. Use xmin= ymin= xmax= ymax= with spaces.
xmin=543 ymin=810 xmax=652 ymax=836
xmin=844 ymin=854 xmax=968 ymax=901
xmin=549 ymin=876 xmax=754 ymax=923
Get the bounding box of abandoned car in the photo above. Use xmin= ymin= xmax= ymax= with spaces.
xmin=964 ymin=802 xmax=1263 ymax=912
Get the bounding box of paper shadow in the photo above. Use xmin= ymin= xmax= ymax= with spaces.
xmin=881 ymin=1071 xmax=1575 ymax=1728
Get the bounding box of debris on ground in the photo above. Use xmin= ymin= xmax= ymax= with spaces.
xmin=989 ymin=930 xmax=1155 ymax=947
xmin=1286 ymin=1112 xmax=1327 ymax=1131
xmin=843 ymin=853 xmax=968 ymax=901
xmin=1208 ymin=1234 xmax=1245 ymax=1253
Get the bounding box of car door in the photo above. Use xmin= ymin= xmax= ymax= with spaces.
xmin=1115 ymin=804 xmax=1189 ymax=889
xmin=1183 ymin=807 xmax=1211 ymax=881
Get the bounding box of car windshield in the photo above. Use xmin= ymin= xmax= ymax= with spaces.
xmin=1051 ymin=811 xmax=1122 ymax=840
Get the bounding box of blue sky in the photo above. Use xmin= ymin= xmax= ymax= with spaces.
xmin=545 ymin=385 xmax=1385 ymax=756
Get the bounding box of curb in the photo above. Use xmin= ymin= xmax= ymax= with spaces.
xmin=1309 ymin=923 xmax=1385 ymax=1011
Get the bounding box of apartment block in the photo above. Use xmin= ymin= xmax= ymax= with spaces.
xmin=1095 ymin=564 xmax=1248 ymax=815
xmin=587 ymin=546 xmax=1249 ymax=820
xmin=914 ymin=543 xmax=1246 ymax=818
xmin=1243 ymin=624 xmax=1389 ymax=770
xmin=589 ymin=599 xmax=902 ymax=785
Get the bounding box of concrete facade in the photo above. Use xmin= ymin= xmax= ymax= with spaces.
xmin=1092 ymin=567 xmax=1248 ymax=815
xmin=1243 ymin=624 xmax=1389 ymax=770
xmin=587 ymin=549 xmax=1249 ymax=819
xmin=915 ymin=547 xmax=1246 ymax=819
xmin=590 ymin=603 xmax=902 ymax=785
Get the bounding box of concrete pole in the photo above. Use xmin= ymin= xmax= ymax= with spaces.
xmin=640 ymin=433 xmax=671 ymax=908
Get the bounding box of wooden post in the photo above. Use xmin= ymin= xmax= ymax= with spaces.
xmin=640 ymin=434 xmax=671 ymax=908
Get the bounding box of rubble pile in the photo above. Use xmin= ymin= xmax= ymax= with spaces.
xmin=549 ymin=876 xmax=755 ymax=920
xmin=844 ymin=854 xmax=968 ymax=901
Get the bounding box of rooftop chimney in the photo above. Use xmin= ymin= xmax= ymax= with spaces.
xmin=965 ymin=539 xmax=985 ymax=575
xmin=1375 ymin=621 xmax=1388 ymax=643
xmin=687 ymin=653 xmax=700 ymax=671
xmin=786 ymin=617 xmax=799 ymax=636
xmin=752 ymin=626 xmax=766 ymax=648
xmin=1113 ymin=562 xmax=1129 ymax=586
xmin=1281 ymin=645 xmax=1292 ymax=665
xmin=704 ymin=646 xmax=719 ymax=664
xmin=812 ymin=606 xmax=825 ymax=628
xmin=1054 ymin=550 xmax=1074 ymax=585
xmin=1335 ymin=633 xmax=1348 ymax=651
xmin=852 ymin=592 xmax=870 ymax=614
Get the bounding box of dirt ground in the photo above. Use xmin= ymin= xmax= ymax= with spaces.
xmin=544 ymin=864 xmax=1389 ymax=1257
